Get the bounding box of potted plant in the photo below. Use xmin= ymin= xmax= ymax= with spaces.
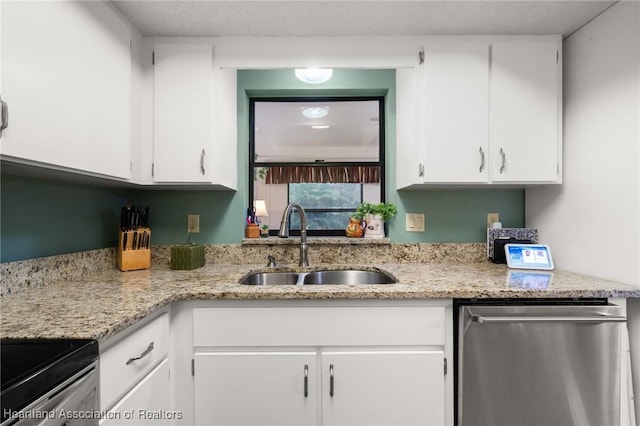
xmin=260 ymin=224 xmax=269 ymax=238
xmin=352 ymin=202 xmax=397 ymax=238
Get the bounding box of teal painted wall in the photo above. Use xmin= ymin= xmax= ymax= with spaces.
xmin=0 ymin=175 xmax=128 ymax=262
xmin=236 ymin=69 xmax=524 ymax=244
xmin=0 ymin=68 xmax=524 ymax=262
xmin=125 ymin=188 xmax=237 ymax=247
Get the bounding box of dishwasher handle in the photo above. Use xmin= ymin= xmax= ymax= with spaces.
xmin=471 ymin=314 xmax=627 ymax=324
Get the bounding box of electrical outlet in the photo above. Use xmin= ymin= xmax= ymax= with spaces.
xmin=487 ymin=213 xmax=499 ymax=228
xmin=406 ymin=213 xmax=425 ymax=232
xmin=188 ymin=214 xmax=200 ymax=233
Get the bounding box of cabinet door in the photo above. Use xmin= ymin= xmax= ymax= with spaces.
xmin=396 ymin=66 xmax=425 ymax=189
xmin=194 ymin=352 xmax=317 ymax=426
xmin=0 ymin=1 xmax=131 ymax=179
xmin=101 ymin=359 xmax=171 ymax=425
xmin=489 ymin=38 xmax=560 ymax=183
xmin=322 ymin=350 xmax=446 ymax=426
xmin=153 ymin=44 xmax=213 ymax=183
xmin=423 ymin=41 xmax=489 ymax=183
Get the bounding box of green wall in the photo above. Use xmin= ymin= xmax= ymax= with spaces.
xmin=0 ymin=68 xmax=524 ymax=262
xmin=236 ymin=69 xmax=524 ymax=244
xmin=0 ymin=175 xmax=128 ymax=262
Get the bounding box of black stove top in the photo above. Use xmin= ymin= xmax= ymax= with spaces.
xmin=1 ymin=338 xmax=98 ymax=422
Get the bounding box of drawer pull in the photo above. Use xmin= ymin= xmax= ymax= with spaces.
xmin=303 ymin=364 xmax=309 ymax=398
xmin=126 ymin=341 xmax=154 ymax=365
xmin=329 ymin=364 xmax=335 ymax=397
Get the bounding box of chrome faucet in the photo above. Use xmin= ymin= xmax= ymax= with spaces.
xmin=278 ymin=202 xmax=309 ymax=267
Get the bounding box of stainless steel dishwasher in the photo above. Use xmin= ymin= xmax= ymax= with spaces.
xmin=455 ymin=299 xmax=626 ymax=426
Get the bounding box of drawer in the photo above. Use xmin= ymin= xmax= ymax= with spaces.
xmin=100 ymin=312 xmax=169 ymax=410
xmin=193 ymin=305 xmax=445 ymax=347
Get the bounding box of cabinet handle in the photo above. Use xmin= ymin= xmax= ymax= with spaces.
xmin=418 ymin=164 xmax=424 ymax=178
xmin=126 ymin=341 xmax=154 ymax=365
xmin=478 ymin=146 xmax=485 ymax=173
xmin=1 ymin=99 xmax=8 ymax=135
xmin=499 ymin=148 xmax=506 ymax=174
xmin=303 ymin=364 xmax=309 ymax=398
xmin=329 ymin=364 xmax=335 ymax=397
xmin=200 ymin=149 xmax=206 ymax=175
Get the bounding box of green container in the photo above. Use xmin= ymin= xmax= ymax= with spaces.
xmin=171 ymin=244 xmax=205 ymax=270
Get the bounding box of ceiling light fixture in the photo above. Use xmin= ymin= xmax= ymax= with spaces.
xmin=301 ymin=106 xmax=329 ymax=118
xmin=295 ymin=68 xmax=333 ymax=84
xmin=311 ymin=125 xmax=331 ymax=129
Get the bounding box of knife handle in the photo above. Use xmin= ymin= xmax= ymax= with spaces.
xmin=120 ymin=207 xmax=127 ymax=231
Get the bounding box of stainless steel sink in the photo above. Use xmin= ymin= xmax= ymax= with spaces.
xmin=240 ymin=272 xmax=301 ymax=285
xmin=239 ymin=269 xmax=396 ymax=285
xmin=302 ymin=270 xmax=396 ymax=285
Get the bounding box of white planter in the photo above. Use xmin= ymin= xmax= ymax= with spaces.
xmin=364 ymin=214 xmax=385 ymax=238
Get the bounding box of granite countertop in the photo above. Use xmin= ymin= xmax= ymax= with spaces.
xmin=2 ymin=262 xmax=639 ymax=341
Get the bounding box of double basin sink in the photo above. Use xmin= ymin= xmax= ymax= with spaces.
xmin=240 ymin=269 xmax=397 ymax=286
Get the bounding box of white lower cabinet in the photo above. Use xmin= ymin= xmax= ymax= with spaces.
xmin=99 ymin=311 xmax=170 ymax=425
xmin=321 ymin=351 xmax=445 ymax=426
xmin=189 ymin=300 xmax=452 ymax=426
xmin=194 ymin=352 xmax=317 ymax=426
xmin=101 ymin=359 xmax=171 ymax=426
xmin=193 ymin=349 xmax=445 ymax=426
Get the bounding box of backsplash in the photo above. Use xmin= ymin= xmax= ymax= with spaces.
xmin=1 ymin=248 xmax=117 ymax=297
xmin=153 ymin=240 xmax=486 ymax=266
xmin=1 ymin=241 xmax=486 ymax=297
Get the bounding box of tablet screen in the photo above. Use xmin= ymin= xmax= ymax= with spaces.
xmin=504 ymin=244 xmax=554 ymax=270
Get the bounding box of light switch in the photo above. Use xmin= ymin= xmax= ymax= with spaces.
xmin=406 ymin=213 xmax=425 ymax=232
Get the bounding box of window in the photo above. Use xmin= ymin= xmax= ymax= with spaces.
xmin=250 ymin=97 xmax=384 ymax=236
xmin=287 ymin=183 xmax=362 ymax=232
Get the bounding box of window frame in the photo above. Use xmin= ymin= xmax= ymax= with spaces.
xmin=249 ymin=96 xmax=386 ymax=237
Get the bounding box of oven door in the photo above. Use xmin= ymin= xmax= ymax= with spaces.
xmin=5 ymin=364 xmax=98 ymax=426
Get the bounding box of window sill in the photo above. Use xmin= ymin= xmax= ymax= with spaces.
xmin=241 ymin=236 xmax=391 ymax=245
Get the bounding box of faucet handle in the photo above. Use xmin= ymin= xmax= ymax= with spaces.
xmin=265 ymin=254 xmax=277 ymax=267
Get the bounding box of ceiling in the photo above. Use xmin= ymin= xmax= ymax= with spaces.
xmin=111 ymin=0 xmax=616 ymax=38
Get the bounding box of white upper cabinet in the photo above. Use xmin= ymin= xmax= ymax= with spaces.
xmin=397 ymin=35 xmax=562 ymax=189
xmin=423 ymin=41 xmax=490 ymax=184
xmin=0 ymin=1 xmax=131 ymax=179
xmin=151 ymin=43 xmax=237 ymax=189
xmin=489 ymin=38 xmax=561 ymax=183
xmin=153 ymin=44 xmax=213 ymax=183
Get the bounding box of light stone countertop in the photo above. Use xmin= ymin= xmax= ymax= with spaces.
xmin=1 ymin=262 xmax=639 ymax=341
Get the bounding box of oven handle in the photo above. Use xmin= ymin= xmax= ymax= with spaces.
xmin=471 ymin=314 xmax=627 ymax=324
xmin=35 ymin=366 xmax=97 ymax=426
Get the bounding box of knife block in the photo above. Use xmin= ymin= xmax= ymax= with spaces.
xmin=117 ymin=228 xmax=151 ymax=272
